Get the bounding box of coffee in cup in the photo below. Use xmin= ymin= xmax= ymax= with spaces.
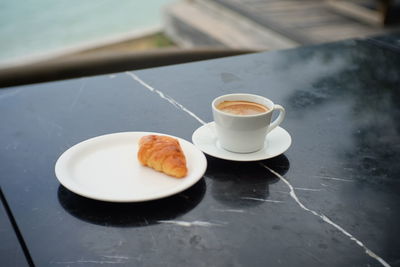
xmin=212 ymin=94 xmax=285 ymax=153
xmin=216 ymin=100 xmax=270 ymax=115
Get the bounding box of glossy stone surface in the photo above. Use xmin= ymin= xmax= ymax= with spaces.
xmin=367 ymin=31 xmax=400 ymax=52
xmin=0 ymin=195 xmax=29 ymax=266
xmin=0 ymin=37 xmax=399 ymax=266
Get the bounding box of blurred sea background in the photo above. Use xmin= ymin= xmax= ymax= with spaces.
xmin=0 ymin=0 xmax=173 ymax=67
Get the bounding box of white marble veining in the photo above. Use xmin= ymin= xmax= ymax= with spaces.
xmin=103 ymin=255 xmax=130 ymax=260
xmin=158 ymin=220 xmax=226 ymax=227
xmin=293 ymin=187 xmax=323 ymax=192
xmin=241 ymin=197 xmax=284 ymax=203
xmin=69 ymin=79 xmax=86 ymax=110
xmin=315 ymin=175 xmax=354 ymax=182
xmin=53 ymin=259 xmax=126 ymax=264
xmin=213 ymin=209 xmax=245 ymax=213
xmin=0 ymin=88 xmax=21 ymax=99
xmin=261 ymin=163 xmax=390 ymax=267
xmin=126 ymin=72 xmax=207 ymax=125
xmin=53 ymin=255 xmax=135 ymax=265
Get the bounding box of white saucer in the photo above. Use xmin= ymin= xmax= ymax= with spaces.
xmin=192 ymin=122 xmax=291 ymax=161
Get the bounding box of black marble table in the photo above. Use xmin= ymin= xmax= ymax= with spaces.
xmin=0 ymin=191 xmax=30 ymax=266
xmin=1 ymin=34 xmax=400 ymax=267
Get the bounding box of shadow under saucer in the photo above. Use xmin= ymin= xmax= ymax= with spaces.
xmin=205 ymin=154 xmax=290 ymax=208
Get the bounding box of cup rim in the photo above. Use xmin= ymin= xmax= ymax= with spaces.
xmin=212 ymin=93 xmax=274 ymax=117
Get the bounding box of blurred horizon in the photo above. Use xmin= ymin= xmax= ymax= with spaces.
xmin=1 ymin=0 xmax=398 ymax=70
xmin=0 ymin=0 xmax=173 ymax=66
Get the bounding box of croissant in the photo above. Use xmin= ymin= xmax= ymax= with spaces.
xmin=138 ymin=135 xmax=188 ymax=178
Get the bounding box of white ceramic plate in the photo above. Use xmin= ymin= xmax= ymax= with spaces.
xmin=55 ymin=132 xmax=207 ymax=202
xmin=192 ymin=122 xmax=291 ymax=161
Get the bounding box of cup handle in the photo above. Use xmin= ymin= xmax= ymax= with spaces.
xmin=267 ymin=104 xmax=285 ymax=133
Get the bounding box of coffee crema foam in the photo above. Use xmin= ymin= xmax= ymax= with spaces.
xmin=216 ymin=100 xmax=269 ymax=115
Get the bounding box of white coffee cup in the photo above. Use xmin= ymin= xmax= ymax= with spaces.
xmin=212 ymin=93 xmax=285 ymax=153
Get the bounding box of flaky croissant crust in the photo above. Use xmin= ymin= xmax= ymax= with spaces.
xmin=138 ymin=135 xmax=188 ymax=178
